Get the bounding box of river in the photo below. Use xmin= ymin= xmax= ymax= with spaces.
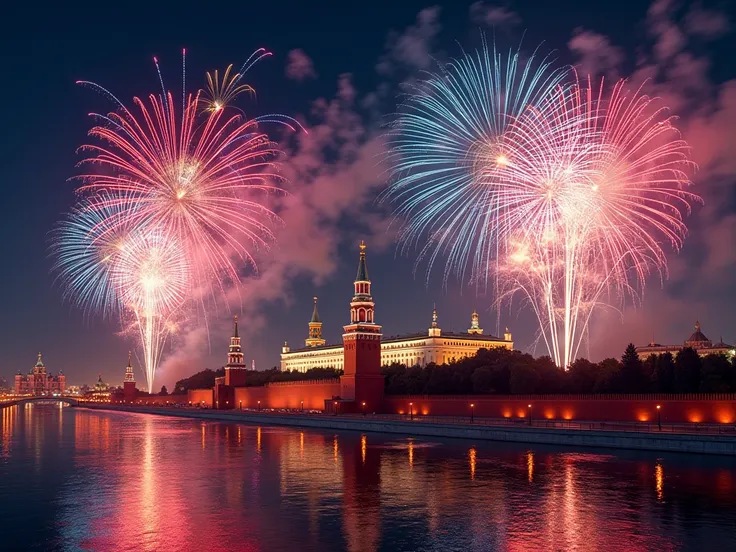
xmin=1 ymin=404 xmax=736 ymax=551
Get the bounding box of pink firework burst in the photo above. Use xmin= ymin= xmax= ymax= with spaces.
xmin=490 ymin=77 xmax=700 ymax=367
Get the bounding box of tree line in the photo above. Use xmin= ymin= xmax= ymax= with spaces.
xmin=381 ymin=344 xmax=736 ymax=395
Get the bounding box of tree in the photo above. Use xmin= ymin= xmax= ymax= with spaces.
xmin=594 ymin=358 xmax=622 ymax=393
xmin=509 ymin=363 xmax=540 ymax=394
xmin=620 ymin=343 xmax=647 ymax=393
xmin=699 ymin=354 xmax=732 ymax=392
xmin=652 ymin=353 xmax=675 ymax=393
xmin=674 ymin=347 xmax=701 ymax=393
xmin=471 ymin=367 xmax=494 ymax=393
xmin=159 ymin=385 xmax=168 ymax=396
xmin=534 ymin=355 xmax=566 ymax=393
xmin=568 ymin=358 xmax=598 ymax=393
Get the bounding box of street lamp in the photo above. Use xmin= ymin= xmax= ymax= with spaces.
xmin=301 ymin=400 xmax=304 ymax=412
xmin=257 ymin=400 xmax=261 ymax=412
xmin=409 ymin=402 xmax=414 ymax=421
xmin=470 ymin=403 xmax=475 ymax=424
xmin=656 ymin=404 xmax=661 ymax=431
xmin=334 ymin=401 xmax=339 ymax=416
xmin=239 ymin=400 xmax=242 ymax=411
xmin=528 ymin=404 xmax=532 ymax=426
xmin=361 ymin=401 xmax=366 ymax=416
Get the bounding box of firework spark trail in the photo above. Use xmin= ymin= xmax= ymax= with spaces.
xmin=384 ymin=39 xmax=567 ymax=289
xmin=50 ymin=192 xmax=138 ymax=320
xmin=113 ymin=229 xmax=189 ymax=392
xmin=53 ymin=51 xmax=300 ymax=392
xmin=493 ymin=77 xmax=698 ymax=367
xmin=387 ymin=38 xmax=699 ymax=368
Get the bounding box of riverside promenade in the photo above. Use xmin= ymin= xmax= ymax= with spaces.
xmin=79 ymin=404 xmax=736 ymax=456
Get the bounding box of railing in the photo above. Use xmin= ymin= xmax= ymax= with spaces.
xmin=133 ymin=404 xmax=736 ymax=438
xmin=388 ymin=393 xmax=736 ymax=401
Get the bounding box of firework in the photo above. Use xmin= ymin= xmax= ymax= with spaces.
xmin=113 ymin=228 xmax=189 ymax=391
xmin=384 ymin=39 xmax=566 ymax=286
xmin=50 ymin=192 xmax=138 ymax=319
xmin=387 ymin=39 xmax=699 ymax=368
xmin=493 ymin=78 xmax=697 ymax=367
xmin=53 ymin=50 xmax=297 ymax=392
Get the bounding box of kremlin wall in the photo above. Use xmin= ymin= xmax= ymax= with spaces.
xmin=134 ymin=242 xmax=736 ymax=427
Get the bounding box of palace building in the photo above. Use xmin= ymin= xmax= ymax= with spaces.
xmin=636 ymin=321 xmax=735 ymax=358
xmin=280 ymin=243 xmax=513 ymax=373
xmin=14 ymin=353 xmax=66 ymax=396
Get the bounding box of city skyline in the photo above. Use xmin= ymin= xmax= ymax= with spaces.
xmin=1 ymin=0 xmax=734 ymax=389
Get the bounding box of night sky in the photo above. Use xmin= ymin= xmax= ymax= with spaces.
xmin=1 ymin=1 xmax=734 ymax=389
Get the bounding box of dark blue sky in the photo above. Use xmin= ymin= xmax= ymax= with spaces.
xmin=1 ymin=1 xmax=734 ymax=388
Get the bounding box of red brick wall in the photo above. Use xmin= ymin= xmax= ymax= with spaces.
xmin=382 ymin=395 xmax=736 ymax=424
xmin=233 ymin=380 xmax=341 ymax=411
xmin=187 ymin=389 xmax=214 ymax=407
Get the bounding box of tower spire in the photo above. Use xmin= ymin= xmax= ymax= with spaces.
xmin=306 ymin=296 xmax=326 ymax=347
xmin=124 ymin=351 xmax=135 ymax=382
xmin=468 ymin=308 xmax=483 ymax=334
xmin=356 ymin=240 xmax=369 ymax=282
xmin=429 ymin=304 xmax=441 ymax=337
xmin=226 ymin=315 xmax=245 ymax=369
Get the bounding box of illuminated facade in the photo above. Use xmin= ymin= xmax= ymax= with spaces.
xmin=280 ymin=247 xmax=513 ymax=373
xmin=14 ymin=353 xmax=66 ymax=395
xmin=636 ymin=321 xmax=735 ymax=358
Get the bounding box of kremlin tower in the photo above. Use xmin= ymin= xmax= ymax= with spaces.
xmin=340 ymin=241 xmax=384 ymax=411
xmin=305 ymin=297 xmax=326 ymax=347
xmin=224 ymin=316 xmax=247 ymax=387
xmin=123 ymin=352 xmax=137 ymax=402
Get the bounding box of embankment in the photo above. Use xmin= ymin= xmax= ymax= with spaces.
xmin=79 ymin=404 xmax=736 ymax=456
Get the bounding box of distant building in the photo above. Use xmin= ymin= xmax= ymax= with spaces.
xmin=14 ymin=353 xmax=66 ymax=395
xmin=87 ymin=374 xmax=111 ymax=400
xmin=636 ymin=321 xmax=735 ymax=359
xmin=279 ymin=244 xmax=513 ymax=372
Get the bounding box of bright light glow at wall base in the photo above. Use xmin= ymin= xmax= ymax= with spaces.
xmin=387 ymin=38 xmax=699 ymax=368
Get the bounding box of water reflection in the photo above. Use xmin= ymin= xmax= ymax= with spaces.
xmin=1 ymin=406 xmax=736 ymax=551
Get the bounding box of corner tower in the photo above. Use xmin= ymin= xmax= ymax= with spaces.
xmin=305 ymin=297 xmax=326 ymax=347
xmin=341 ymin=241 xmax=383 ymax=410
xmin=224 ymin=316 xmax=247 ymax=387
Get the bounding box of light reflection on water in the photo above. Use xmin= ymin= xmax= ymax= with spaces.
xmin=1 ymin=405 xmax=736 ymax=551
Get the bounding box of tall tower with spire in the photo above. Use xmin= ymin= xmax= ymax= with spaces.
xmin=224 ymin=315 xmax=247 ymax=386
xmin=305 ymin=296 xmax=327 ymax=347
xmin=341 ymin=241 xmax=384 ymax=410
xmin=428 ymin=305 xmax=441 ymax=337
xmin=123 ymin=352 xmax=137 ymax=402
xmin=124 ymin=352 xmax=135 ymax=383
xmin=468 ymin=309 xmax=483 ymax=334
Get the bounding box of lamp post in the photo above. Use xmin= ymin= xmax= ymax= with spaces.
xmin=528 ymin=404 xmax=532 ymax=426
xmin=409 ymin=402 xmax=413 ymax=421
xmin=239 ymin=400 xmax=242 ymax=411
xmin=656 ymin=404 xmax=661 ymax=431
xmin=301 ymin=400 xmax=304 ymax=413
xmin=257 ymin=400 xmax=261 ymax=412
xmin=334 ymin=401 xmax=339 ymax=416
xmin=361 ymin=401 xmax=366 ymax=416
xmin=470 ymin=403 xmax=475 ymax=424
